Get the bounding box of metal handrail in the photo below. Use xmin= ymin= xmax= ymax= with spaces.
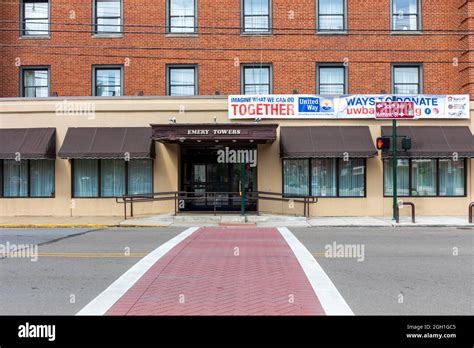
xmin=469 ymin=202 xmax=474 ymax=224
xmin=116 ymin=191 xmax=319 ymax=219
xmin=396 ymin=202 xmax=416 ymax=224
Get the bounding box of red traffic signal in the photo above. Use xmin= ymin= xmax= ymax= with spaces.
xmin=376 ymin=137 xmax=391 ymax=151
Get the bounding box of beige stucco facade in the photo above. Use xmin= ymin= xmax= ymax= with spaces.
xmin=0 ymin=97 xmax=472 ymax=218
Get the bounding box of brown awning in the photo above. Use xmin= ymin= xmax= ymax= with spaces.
xmin=59 ymin=127 xmax=155 ymax=159
xmin=381 ymin=126 xmax=474 ymax=158
xmin=151 ymin=124 xmax=278 ymax=144
xmin=280 ymin=126 xmax=377 ymax=158
xmin=0 ymin=128 xmax=56 ymax=160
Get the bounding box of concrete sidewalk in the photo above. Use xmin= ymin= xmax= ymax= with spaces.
xmin=0 ymin=214 xmax=472 ymax=228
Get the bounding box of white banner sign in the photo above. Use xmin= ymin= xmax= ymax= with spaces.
xmin=228 ymin=95 xmax=470 ymax=120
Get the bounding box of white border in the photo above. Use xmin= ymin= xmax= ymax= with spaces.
xmin=77 ymin=227 xmax=200 ymax=316
xmin=277 ymin=227 xmax=354 ymax=315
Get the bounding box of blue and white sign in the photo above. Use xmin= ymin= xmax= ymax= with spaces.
xmin=228 ymin=94 xmax=470 ymax=120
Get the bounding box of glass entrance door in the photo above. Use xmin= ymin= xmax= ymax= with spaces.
xmin=181 ymin=145 xmax=257 ymax=212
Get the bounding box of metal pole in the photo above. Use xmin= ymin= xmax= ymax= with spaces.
xmin=241 ymin=163 xmax=246 ymax=216
xmin=392 ymin=96 xmax=398 ymax=221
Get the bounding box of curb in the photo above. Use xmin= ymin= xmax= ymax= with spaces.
xmin=0 ymin=224 xmax=119 ymax=229
xmin=0 ymin=224 xmax=173 ymax=229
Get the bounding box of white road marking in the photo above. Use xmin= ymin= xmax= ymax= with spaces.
xmin=76 ymin=227 xmax=200 ymax=316
xmin=277 ymin=227 xmax=354 ymax=315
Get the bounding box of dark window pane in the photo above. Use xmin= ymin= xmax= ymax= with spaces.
xmin=30 ymin=160 xmax=55 ymax=197
xmin=283 ymin=159 xmax=309 ymax=196
xmin=439 ymin=159 xmax=465 ymax=196
xmin=128 ymin=160 xmax=153 ymax=195
xmin=411 ymin=159 xmax=436 ymax=196
xmin=3 ymin=160 xmax=28 ymax=197
xmin=101 ymin=159 xmax=125 ymax=197
xmin=74 ymin=160 xmax=99 ymax=197
xmin=339 ymin=158 xmax=365 ymax=197
xmin=311 ymin=159 xmax=337 ymax=197
xmin=384 ymin=158 xmax=410 ymax=196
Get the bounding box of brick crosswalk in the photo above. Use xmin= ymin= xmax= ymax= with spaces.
xmin=106 ymin=227 xmax=325 ymax=315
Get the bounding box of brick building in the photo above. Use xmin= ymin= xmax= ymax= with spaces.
xmin=1 ymin=0 xmax=474 ymax=97
xmin=0 ymin=0 xmax=474 ymax=219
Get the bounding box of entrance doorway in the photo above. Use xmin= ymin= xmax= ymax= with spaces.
xmin=180 ymin=145 xmax=257 ymax=212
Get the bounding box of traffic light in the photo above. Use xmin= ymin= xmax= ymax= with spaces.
xmin=402 ymin=137 xmax=412 ymax=151
xmin=376 ymin=137 xmax=391 ymax=151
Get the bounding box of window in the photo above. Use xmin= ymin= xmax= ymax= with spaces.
xmin=411 ymin=159 xmax=437 ymax=196
xmin=339 ymin=158 xmax=365 ymax=197
xmin=128 ymin=160 xmax=154 ymax=195
xmin=1 ymin=160 xmax=54 ymax=198
xmin=392 ymin=0 xmax=421 ymax=31
xmin=242 ymin=0 xmax=271 ymax=33
xmin=383 ymin=159 xmax=410 ymax=196
xmin=283 ymin=158 xmax=366 ymax=197
xmin=242 ymin=65 xmax=271 ymax=95
xmin=384 ymin=159 xmax=466 ymax=197
xmin=101 ymin=159 xmax=125 ymax=197
xmin=22 ymin=68 xmax=49 ymax=97
xmin=283 ymin=159 xmax=309 ymax=196
xmin=22 ymin=0 xmax=49 ymax=36
xmin=311 ymin=159 xmax=337 ymax=197
xmin=318 ymin=0 xmax=346 ymax=32
xmin=439 ymin=159 xmax=465 ymax=197
xmin=167 ymin=66 xmax=197 ymax=96
xmin=168 ymin=0 xmax=196 ymax=33
xmin=318 ymin=65 xmax=347 ymax=95
xmin=94 ymin=66 xmax=123 ymax=96
xmin=72 ymin=159 xmax=153 ymax=198
xmin=94 ymin=0 xmax=122 ymax=34
xmin=392 ymin=65 xmax=421 ymax=94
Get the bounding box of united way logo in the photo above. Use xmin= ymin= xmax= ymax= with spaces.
xmin=298 ymin=97 xmax=334 ymax=113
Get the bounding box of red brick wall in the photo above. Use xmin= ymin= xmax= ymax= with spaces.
xmin=0 ymin=0 xmax=471 ymax=97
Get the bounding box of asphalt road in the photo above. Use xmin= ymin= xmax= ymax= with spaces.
xmin=0 ymin=227 xmax=185 ymax=315
xmin=0 ymin=226 xmax=472 ymax=315
xmin=292 ymin=227 xmax=474 ymax=315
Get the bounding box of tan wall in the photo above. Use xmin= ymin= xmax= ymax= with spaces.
xmin=0 ymin=97 xmax=472 ymax=217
